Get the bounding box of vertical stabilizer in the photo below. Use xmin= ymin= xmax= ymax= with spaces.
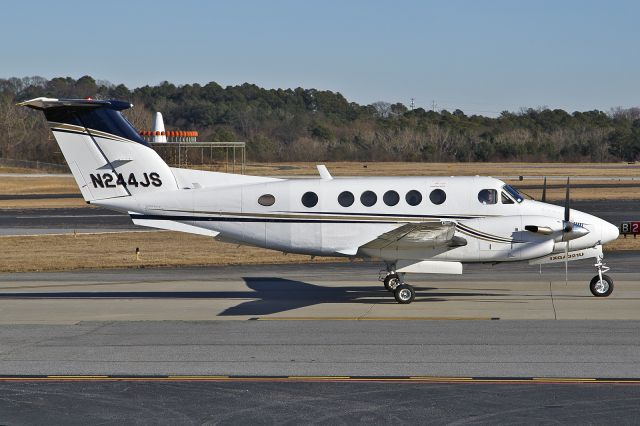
xmin=20 ymin=97 xmax=177 ymax=202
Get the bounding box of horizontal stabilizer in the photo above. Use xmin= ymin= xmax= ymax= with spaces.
xmin=130 ymin=214 xmax=219 ymax=237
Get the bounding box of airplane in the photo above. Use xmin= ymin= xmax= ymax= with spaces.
xmin=20 ymin=97 xmax=620 ymax=304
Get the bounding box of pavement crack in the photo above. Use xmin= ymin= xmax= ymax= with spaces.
xmin=357 ymin=302 xmax=377 ymax=320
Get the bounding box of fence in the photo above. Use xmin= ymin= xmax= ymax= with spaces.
xmin=150 ymin=141 xmax=246 ymax=173
xmin=0 ymin=158 xmax=70 ymax=173
xmin=1 ymin=140 xmax=247 ymax=174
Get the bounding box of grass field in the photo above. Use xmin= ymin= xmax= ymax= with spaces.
xmin=3 ymin=161 xmax=640 ymax=182
xmin=240 ymin=161 xmax=640 ymax=178
xmin=0 ymin=231 xmax=345 ymax=273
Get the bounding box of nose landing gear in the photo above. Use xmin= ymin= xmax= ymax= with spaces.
xmin=379 ymin=265 xmax=416 ymax=304
xmin=590 ymin=255 xmax=613 ymax=297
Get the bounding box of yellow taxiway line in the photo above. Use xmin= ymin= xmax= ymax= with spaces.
xmin=251 ymin=317 xmax=500 ymax=321
xmin=0 ymin=375 xmax=637 ymax=384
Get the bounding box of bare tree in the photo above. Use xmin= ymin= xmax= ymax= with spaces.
xmin=371 ymin=101 xmax=392 ymax=118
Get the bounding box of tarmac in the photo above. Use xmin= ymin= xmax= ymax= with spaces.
xmin=1 ymin=256 xmax=639 ymax=377
xmin=1 ymin=258 xmax=640 ymax=423
xmin=1 ymin=197 xmax=639 ymax=422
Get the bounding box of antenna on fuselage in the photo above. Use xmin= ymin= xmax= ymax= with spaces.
xmin=317 ymin=165 xmax=333 ymax=180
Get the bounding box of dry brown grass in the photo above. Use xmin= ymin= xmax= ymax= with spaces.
xmin=2 ymin=162 xmax=638 ymax=207
xmin=0 ymin=175 xmax=78 ymax=195
xmin=605 ymin=235 xmax=640 ymax=251
xmin=239 ymin=162 xmax=640 ymax=178
xmin=0 ymin=198 xmax=87 ymax=209
xmin=0 ymin=231 xmax=346 ymax=273
xmin=0 ymin=166 xmax=65 ymax=174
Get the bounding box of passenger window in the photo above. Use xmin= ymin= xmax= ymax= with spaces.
xmin=429 ymin=189 xmax=446 ymax=205
xmin=406 ymin=190 xmax=422 ymax=206
xmin=501 ymin=192 xmax=514 ymax=204
xmin=478 ymin=189 xmax=497 ymax=205
xmin=301 ymin=191 xmax=318 ymax=208
xmin=258 ymin=194 xmax=275 ymax=206
xmin=360 ymin=190 xmax=377 ymax=207
xmin=338 ymin=191 xmax=354 ymax=207
xmin=383 ymin=190 xmax=399 ymax=206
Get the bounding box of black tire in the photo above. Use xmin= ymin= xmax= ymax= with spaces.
xmin=384 ymin=273 xmax=400 ymax=292
xmin=394 ymin=284 xmax=415 ymax=304
xmin=590 ymin=274 xmax=613 ymax=297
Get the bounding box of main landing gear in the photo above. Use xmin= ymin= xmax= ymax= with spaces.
xmin=379 ymin=266 xmax=416 ymax=304
xmin=590 ymin=255 xmax=613 ymax=297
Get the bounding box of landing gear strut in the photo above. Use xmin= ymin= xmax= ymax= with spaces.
xmin=590 ymin=255 xmax=613 ymax=297
xmin=379 ymin=264 xmax=416 ymax=304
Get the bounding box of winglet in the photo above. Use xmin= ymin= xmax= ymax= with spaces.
xmin=317 ymin=165 xmax=333 ymax=180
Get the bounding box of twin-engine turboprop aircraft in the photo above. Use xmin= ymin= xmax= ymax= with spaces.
xmin=21 ymin=97 xmax=620 ymax=304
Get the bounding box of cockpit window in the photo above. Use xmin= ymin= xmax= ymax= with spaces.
xmin=478 ymin=189 xmax=497 ymax=205
xmin=502 ymin=184 xmax=524 ymax=203
xmin=501 ymin=192 xmax=515 ymax=204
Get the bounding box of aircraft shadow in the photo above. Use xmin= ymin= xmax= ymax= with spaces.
xmin=0 ymin=277 xmax=506 ymax=316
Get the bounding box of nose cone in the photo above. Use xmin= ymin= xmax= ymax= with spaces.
xmin=602 ymin=221 xmax=620 ymax=244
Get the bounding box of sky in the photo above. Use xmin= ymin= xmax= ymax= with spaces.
xmin=1 ymin=0 xmax=639 ymax=115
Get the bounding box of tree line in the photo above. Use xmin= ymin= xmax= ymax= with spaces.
xmin=1 ymin=75 xmax=639 ymax=164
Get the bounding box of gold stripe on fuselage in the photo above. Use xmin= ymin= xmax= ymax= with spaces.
xmin=152 ymin=208 xmax=515 ymax=243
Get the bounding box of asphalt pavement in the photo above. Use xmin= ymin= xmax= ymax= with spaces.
xmin=2 ymin=380 xmax=640 ymax=425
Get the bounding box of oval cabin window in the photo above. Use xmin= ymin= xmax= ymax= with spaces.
xmin=360 ymin=190 xmax=377 ymax=207
xmin=383 ymin=190 xmax=400 ymax=206
xmin=429 ymin=189 xmax=446 ymax=205
xmin=258 ymin=194 xmax=275 ymax=206
xmin=301 ymin=191 xmax=318 ymax=208
xmin=405 ymin=190 xmax=422 ymax=206
xmin=338 ymin=191 xmax=355 ymax=207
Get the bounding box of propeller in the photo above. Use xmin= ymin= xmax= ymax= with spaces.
xmin=563 ymin=177 xmax=572 ymax=233
xmin=525 ymin=177 xmax=589 ymax=284
xmin=564 ymin=177 xmax=570 ymax=284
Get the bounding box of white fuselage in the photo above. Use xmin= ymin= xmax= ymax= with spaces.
xmin=97 ymin=173 xmax=619 ymax=264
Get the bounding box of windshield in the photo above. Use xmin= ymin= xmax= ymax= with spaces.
xmin=502 ymin=184 xmax=524 ymax=203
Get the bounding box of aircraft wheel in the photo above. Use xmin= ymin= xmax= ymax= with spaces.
xmin=394 ymin=284 xmax=415 ymax=304
xmin=590 ymin=274 xmax=613 ymax=297
xmin=384 ymin=273 xmax=401 ymax=292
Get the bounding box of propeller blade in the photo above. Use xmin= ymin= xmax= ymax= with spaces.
xmin=541 ymin=176 xmax=547 ymax=202
xmin=564 ymin=177 xmax=570 ymax=223
xmin=562 ymin=177 xmax=574 ymax=233
xmin=565 ymin=241 xmax=569 ymax=286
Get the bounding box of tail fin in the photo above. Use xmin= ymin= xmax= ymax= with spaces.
xmin=20 ymin=97 xmax=177 ymax=202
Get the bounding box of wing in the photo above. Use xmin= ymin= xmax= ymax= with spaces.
xmin=361 ymin=221 xmax=466 ymax=250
